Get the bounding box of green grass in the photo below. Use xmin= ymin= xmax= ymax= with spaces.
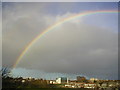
xmin=2 ymin=88 xmax=94 ymax=90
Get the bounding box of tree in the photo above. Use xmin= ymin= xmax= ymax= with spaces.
xmin=0 ymin=67 xmax=11 ymax=78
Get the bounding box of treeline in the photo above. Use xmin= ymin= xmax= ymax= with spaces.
xmin=1 ymin=67 xmax=51 ymax=89
xmin=2 ymin=76 xmax=50 ymax=89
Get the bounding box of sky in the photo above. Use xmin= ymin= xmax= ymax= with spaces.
xmin=2 ymin=2 xmax=118 ymax=80
xmin=1 ymin=0 xmax=120 ymax=2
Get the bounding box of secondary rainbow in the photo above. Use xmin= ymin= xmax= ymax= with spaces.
xmin=12 ymin=10 xmax=119 ymax=68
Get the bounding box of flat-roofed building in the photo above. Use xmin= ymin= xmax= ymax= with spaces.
xmin=56 ymin=77 xmax=68 ymax=84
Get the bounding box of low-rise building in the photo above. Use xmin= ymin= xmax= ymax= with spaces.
xmin=84 ymin=83 xmax=96 ymax=88
xmin=56 ymin=77 xmax=69 ymax=84
xmin=49 ymin=80 xmax=56 ymax=84
xmin=90 ymin=78 xmax=98 ymax=82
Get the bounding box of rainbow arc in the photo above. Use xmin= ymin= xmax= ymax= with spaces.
xmin=12 ymin=10 xmax=119 ymax=69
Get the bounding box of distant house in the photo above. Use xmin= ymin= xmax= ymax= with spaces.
xmin=84 ymin=83 xmax=96 ymax=88
xmin=90 ymin=78 xmax=98 ymax=82
xmin=101 ymin=82 xmax=108 ymax=88
xmin=49 ymin=80 xmax=56 ymax=84
xmin=108 ymin=81 xmax=116 ymax=87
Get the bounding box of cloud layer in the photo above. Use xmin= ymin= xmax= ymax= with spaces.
xmin=2 ymin=2 xmax=118 ymax=79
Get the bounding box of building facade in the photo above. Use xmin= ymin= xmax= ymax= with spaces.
xmin=56 ymin=77 xmax=68 ymax=84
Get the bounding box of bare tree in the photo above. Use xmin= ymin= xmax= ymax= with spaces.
xmin=0 ymin=67 xmax=11 ymax=78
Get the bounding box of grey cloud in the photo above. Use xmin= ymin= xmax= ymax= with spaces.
xmin=18 ymin=22 xmax=118 ymax=79
xmin=2 ymin=2 xmax=118 ymax=79
xmin=2 ymin=3 xmax=56 ymax=67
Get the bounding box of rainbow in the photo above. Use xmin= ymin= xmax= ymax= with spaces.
xmin=12 ymin=10 xmax=118 ymax=68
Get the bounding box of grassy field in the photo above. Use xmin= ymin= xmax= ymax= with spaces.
xmin=2 ymin=88 xmax=94 ymax=90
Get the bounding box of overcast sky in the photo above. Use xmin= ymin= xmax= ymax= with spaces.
xmin=2 ymin=2 xmax=118 ymax=80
